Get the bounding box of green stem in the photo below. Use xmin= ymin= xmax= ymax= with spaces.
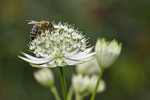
xmin=51 ymin=86 xmax=61 ymax=100
xmin=67 ymin=85 xmax=74 ymax=100
xmin=59 ymin=67 xmax=67 ymax=100
xmin=75 ymin=93 xmax=82 ymax=100
xmin=90 ymin=68 xmax=104 ymax=100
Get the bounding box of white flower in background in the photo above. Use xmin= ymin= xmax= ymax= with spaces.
xmin=33 ymin=68 xmax=54 ymax=88
xmin=72 ymin=74 xmax=89 ymax=94
xmin=88 ymin=75 xmax=105 ymax=93
xmin=72 ymin=74 xmax=105 ymax=95
xmin=76 ymin=58 xmax=100 ymax=75
xmin=95 ymin=38 xmax=122 ymax=69
xmin=19 ymin=22 xmax=95 ymax=68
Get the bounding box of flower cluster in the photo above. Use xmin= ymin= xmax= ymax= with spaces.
xmin=19 ymin=20 xmax=122 ymax=100
xmin=72 ymin=59 xmax=105 ymax=99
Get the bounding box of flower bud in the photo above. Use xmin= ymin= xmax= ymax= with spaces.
xmin=95 ymin=38 xmax=122 ymax=69
xmin=33 ymin=68 xmax=54 ymax=88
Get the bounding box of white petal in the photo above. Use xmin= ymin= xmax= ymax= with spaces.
xmin=29 ymin=63 xmax=47 ymax=68
xmin=18 ymin=56 xmax=50 ymax=64
xmin=63 ymin=58 xmax=79 ymax=65
xmin=84 ymin=47 xmax=94 ymax=53
xmin=78 ymin=57 xmax=95 ymax=64
xmin=21 ymin=52 xmax=48 ymax=60
xmin=68 ymin=47 xmax=93 ymax=58
xmin=67 ymin=52 xmax=95 ymax=60
xmin=64 ymin=49 xmax=79 ymax=57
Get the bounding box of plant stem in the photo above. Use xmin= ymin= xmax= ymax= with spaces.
xmin=59 ymin=67 xmax=67 ymax=100
xmin=51 ymin=86 xmax=61 ymax=100
xmin=68 ymin=85 xmax=74 ymax=100
xmin=75 ymin=93 xmax=82 ymax=100
xmin=90 ymin=68 xmax=104 ymax=100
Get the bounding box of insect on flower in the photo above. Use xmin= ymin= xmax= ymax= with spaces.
xmin=27 ymin=20 xmax=54 ymax=40
xmin=19 ymin=21 xmax=95 ymax=68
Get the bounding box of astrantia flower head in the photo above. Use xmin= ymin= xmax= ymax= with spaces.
xmin=19 ymin=22 xmax=95 ymax=68
xmin=95 ymin=38 xmax=122 ymax=69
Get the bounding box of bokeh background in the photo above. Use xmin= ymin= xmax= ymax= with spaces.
xmin=0 ymin=0 xmax=150 ymax=100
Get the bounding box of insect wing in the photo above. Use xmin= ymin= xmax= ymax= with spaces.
xmin=27 ymin=20 xmax=41 ymax=24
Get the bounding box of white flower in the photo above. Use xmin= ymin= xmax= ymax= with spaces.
xmin=19 ymin=22 xmax=95 ymax=68
xmin=88 ymin=75 xmax=105 ymax=93
xmin=33 ymin=68 xmax=54 ymax=88
xmin=95 ymin=38 xmax=122 ymax=69
xmin=76 ymin=58 xmax=100 ymax=75
xmin=72 ymin=74 xmax=89 ymax=94
xmin=72 ymin=74 xmax=105 ymax=95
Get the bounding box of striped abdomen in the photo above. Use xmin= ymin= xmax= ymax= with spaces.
xmin=30 ymin=25 xmax=41 ymax=40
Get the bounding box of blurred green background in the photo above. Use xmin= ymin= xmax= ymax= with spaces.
xmin=0 ymin=0 xmax=150 ymax=100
